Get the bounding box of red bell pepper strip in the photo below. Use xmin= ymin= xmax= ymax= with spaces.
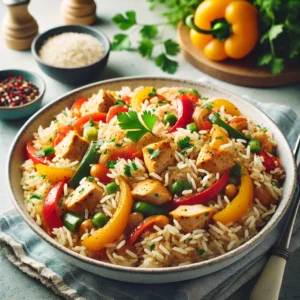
xmin=259 ymin=151 xmax=282 ymax=172
xmin=53 ymin=125 xmax=73 ymax=147
xmin=167 ymin=97 xmax=195 ymax=133
xmin=122 ymin=95 xmax=131 ymax=104
xmin=110 ymin=145 xmax=143 ymax=161
xmin=129 ymin=215 xmax=169 ymax=245
xmin=180 ymin=93 xmax=199 ymax=103
xmin=202 ymin=120 xmax=212 ymax=131
xmin=71 ymin=98 xmax=88 ymax=115
xmin=73 ymin=113 xmax=107 ymax=133
xmin=172 ymin=170 xmax=230 ymax=208
xmin=43 ymin=180 xmax=67 ymax=233
xmin=106 ymin=106 xmax=129 ymax=123
xmin=26 ymin=141 xmax=51 ymax=165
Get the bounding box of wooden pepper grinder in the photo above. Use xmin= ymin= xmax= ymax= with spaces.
xmin=2 ymin=0 xmax=38 ymax=51
xmin=61 ymin=0 xmax=97 ymax=26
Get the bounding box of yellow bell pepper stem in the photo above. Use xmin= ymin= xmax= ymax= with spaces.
xmin=36 ymin=164 xmax=75 ymax=184
xmin=81 ymin=177 xmax=133 ymax=251
xmin=209 ymin=99 xmax=241 ymax=116
xmin=213 ymin=166 xmax=254 ymax=224
xmin=187 ymin=0 xmax=258 ymax=61
xmin=131 ymin=87 xmax=154 ymax=111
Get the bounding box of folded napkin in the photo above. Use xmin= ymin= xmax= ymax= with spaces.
xmin=1 ymin=97 xmax=300 ymax=300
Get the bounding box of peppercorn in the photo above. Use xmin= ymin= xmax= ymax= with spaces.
xmin=0 ymin=76 xmax=39 ymax=107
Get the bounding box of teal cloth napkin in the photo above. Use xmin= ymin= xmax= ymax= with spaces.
xmin=1 ymin=98 xmax=300 ymax=300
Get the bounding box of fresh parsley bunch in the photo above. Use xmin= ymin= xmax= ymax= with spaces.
xmin=111 ymin=10 xmax=180 ymax=74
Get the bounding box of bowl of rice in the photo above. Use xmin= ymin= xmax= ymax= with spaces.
xmin=7 ymin=77 xmax=296 ymax=283
xmin=31 ymin=25 xmax=110 ymax=85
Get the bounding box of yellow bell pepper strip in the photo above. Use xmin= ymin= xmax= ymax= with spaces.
xmin=210 ymin=124 xmax=229 ymax=148
xmin=213 ymin=166 xmax=254 ymax=224
xmin=186 ymin=0 xmax=259 ymax=61
xmin=207 ymin=99 xmax=241 ymax=116
xmin=131 ymin=87 xmax=154 ymax=111
xmin=81 ymin=177 xmax=133 ymax=251
xmin=36 ymin=164 xmax=75 ymax=184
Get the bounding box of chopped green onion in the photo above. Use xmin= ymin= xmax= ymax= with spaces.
xmin=106 ymin=182 xmax=119 ymax=194
xmin=170 ymin=180 xmax=191 ymax=195
xmin=92 ymin=212 xmax=109 ymax=228
xmin=115 ymin=100 xmax=125 ymax=105
xmin=61 ymin=212 xmax=82 ymax=232
xmin=133 ymin=201 xmax=168 ymax=217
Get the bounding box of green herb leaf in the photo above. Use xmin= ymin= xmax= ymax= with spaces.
xmin=138 ymin=39 xmax=154 ymax=58
xmin=198 ymin=249 xmax=205 ymax=255
xmin=141 ymin=110 xmax=157 ymax=131
xmin=164 ymin=39 xmax=180 ymax=56
xmin=131 ymin=162 xmax=138 ymax=171
xmin=87 ymin=176 xmax=94 ymax=182
xmin=202 ymin=103 xmax=213 ymax=110
xmin=258 ymin=53 xmax=273 ymax=66
xmin=148 ymin=88 xmax=157 ymax=97
xmin=147 ymin=147 xmax=161 ymax=159
xmin=178 ymin=137 xmax=193 ymax=150
xmin=155 ymin=53 xmax=178 ymax=74
xmin=271 ymin=58 xmax=284 ymax=74
xmin=230 ymin=164 xmax=242 ymax=177
xmin=268 ymin=24 xmax=284 ymax=41
xmin=140 ymin=25 xmax=158 ymax=39
xmin=112 ymin=11 xmax=137 ymax=30
xmin=111 ymin=34 xmax=131 ymax=51
xmin=150 ymin=243 xmax=155 ymax=250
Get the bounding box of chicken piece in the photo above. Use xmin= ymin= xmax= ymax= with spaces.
xmin=192 ymin=107 xmax=210 ymax=130
xmin=251 ymin=131 xmax=274 ymax=153
xmin=196 ymin=144 xmax=234 ymax=174
xmin=97 ymin=89 xmax=114 ymax=112
xmin=142 ymin=140 xmax=175 ymax=175
xmin=54 ymin=130 xmax=89 ymax=162
xmin=170 ymin=205 xmax=213 ymax=233
xmin=161 ymin=167 xmax=190 ymax=187
xmin=228 ymin=116 xmax=248 ymax=132
xmin=131 ymin=179 xmax=172 ymax=205
xmin=255 ymin=185 xmax=275 ymax=207
xmin=137 ymin=132 xmax=161 ymax=149
xmin=66 ymin=181 xmax=103 ymax=217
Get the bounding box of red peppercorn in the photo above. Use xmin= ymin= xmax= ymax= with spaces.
xmin=7 ymin=83 xmax=13 ymax=88
xmin=18 ymin=76 xmax=23 ymax=80
xmin=9 ymin=93 xmax=14 ymax=99
xmin=18 ymin=93 xmax=23 ymax=98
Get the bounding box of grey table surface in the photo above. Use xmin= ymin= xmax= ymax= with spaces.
xmin=0 ymin=0 xmax=300 ymax=299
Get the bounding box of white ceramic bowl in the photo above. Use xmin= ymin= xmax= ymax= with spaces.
xmin=6 ymin=77 xmax=297 ymax=283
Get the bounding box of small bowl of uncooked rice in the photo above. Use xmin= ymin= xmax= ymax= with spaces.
xmin=32 ymin=25 xmax=110 ymax=84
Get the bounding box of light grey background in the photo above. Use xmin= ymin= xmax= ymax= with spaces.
xmin=0 ymin=0 xmax=300 ymax=299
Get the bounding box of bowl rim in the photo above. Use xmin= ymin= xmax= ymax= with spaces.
xmin=6 ymin=76 xmax=297 ymax=275
xmin=0 ymin=69 xmax=46 ymax=110
xmin=31 ymin=24 xmax=111 ymax=70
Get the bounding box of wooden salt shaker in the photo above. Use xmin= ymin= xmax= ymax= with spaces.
xmin=61 ymin=0 xmax=97 ymax=26
xmin=2 ymin=0 xmax=38 ymax=51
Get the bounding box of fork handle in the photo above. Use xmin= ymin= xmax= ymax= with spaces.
xmin=249 ymin=251 xmax=288 ymax=300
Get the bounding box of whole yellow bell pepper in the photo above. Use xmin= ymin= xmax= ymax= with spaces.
xmin=36 ymin=164 xmax=75 ymax=184
xmin=81 ymin=177 xmax=133 ymax=251
xmin=187 ymin=0 xmax=258 ymax=61
xmin=131 ymin=87 xmax=154 ymax=111
xmin=213 ymin=166 xmax=254 ymax=224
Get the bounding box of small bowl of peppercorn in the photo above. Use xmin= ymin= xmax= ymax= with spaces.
xmin=0 ymin=69 xmax=46 ymax=120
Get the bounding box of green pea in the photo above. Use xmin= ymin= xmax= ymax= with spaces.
xmin=61 ymin=212 xmax=82 ymax=232
xmin=170 ymin=180 xmax=191 ymax=195
xmin=106 ymin=182 xmax=119 ymax=195
xmin=164 ymin=113 xmax=177 ymax=126
xmin=43 ymin=146 xmax=54 ymax=156
xmin=83 ymin=126 xmax=98 ymax=141
xmin=92 ymin=212 xmax=109 ymax=228
xmin=186 ymin=122 xmax=198 ymax=133
xmin=249 ymin=139 xmax=261 ymax=154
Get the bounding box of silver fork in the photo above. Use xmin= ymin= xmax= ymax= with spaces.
xmin=250 ymin=135 xmax=300 ymax=300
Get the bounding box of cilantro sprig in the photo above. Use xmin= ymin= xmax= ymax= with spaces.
xmin=111 ymin=10 xmax=180 ymax=74
xmin=117 ymin=110 xmax=157 ymax=142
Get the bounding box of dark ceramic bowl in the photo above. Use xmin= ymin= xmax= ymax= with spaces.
xmin=31 ymin=25 xmax=110 ymax=85
xmin=0 ymin=69 xmax=46 ymax=120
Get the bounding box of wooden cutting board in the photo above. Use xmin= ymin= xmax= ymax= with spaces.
xmin=177 ymin=22 xmax=300 ymax=87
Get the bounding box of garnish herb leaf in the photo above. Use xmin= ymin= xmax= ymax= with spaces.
xmin=112 ymin=11 xmax=137 ymax=30
xmin=141 ymin=110 xmax=157 ymax=131
xmin=148 ymin=88 xmax=157 ymax=97
xmin=138 ymin=39 xmax=154 ymax=58
xmin=147 ymin=148 xmax=161 ymax=159
xmin=178 ymin=136 xmax=193 ymax=150
xmin=124 ymin=165 xmax=132 ymax=177
xmin=106 ymin=160 xmax=117 ymax=169
xmin=111 ymin=34 xmax=131 ymax=51
xmin=30 ymin=194 xmax=42 ymax=200
xmin=230 ymin=164 xmax=242 ymax=177
xmin=155 ymin=53 xmax=178 ymax=74
xmin=140 ymin=25 xmax=158 ymax=39
xmin=164 ymin=39 xmax=180 ymax=56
